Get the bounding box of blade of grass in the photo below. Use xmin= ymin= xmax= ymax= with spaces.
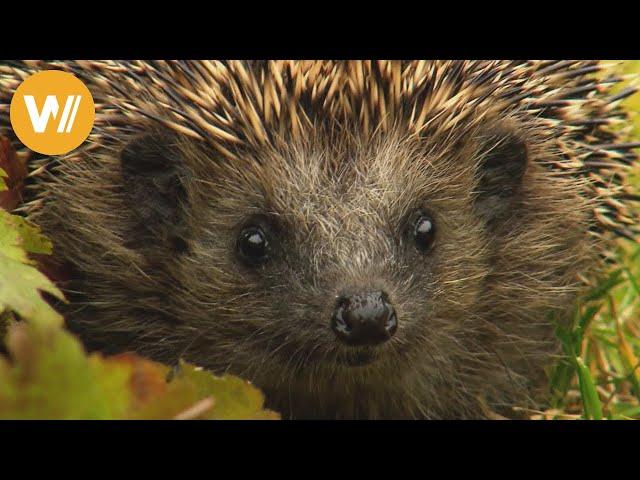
xmin=575 ymin=357 xmax=603 ymax=420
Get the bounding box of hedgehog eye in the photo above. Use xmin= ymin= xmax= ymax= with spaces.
xmin=413 ymin=214 xmax=436 ymax=253
xmin=237 ymin=225 xmax=269 ymax=266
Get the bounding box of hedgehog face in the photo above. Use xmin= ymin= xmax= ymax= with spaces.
xmin=35 ymin=118 xmax=595 ymax=419
xmin=24 ymin=60 xmax=629 ymax=418
xmin=109 ymin=126 xmax=580 ymax=418
xmin=185 ymin=135 xmax=483 ymax=367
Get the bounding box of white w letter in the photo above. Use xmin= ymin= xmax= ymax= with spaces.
xmin=23 ymin=95 xmax=60 ymax=133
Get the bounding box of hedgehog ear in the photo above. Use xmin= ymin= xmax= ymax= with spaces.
xmin=474 ymin=131 xmax=528 ymax=223
xmin=120 ymin=134 xmax=190 ymax=252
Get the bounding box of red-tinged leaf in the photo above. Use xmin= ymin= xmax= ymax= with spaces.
xmin=0 ymin=136 xmax=28 ymax=211
xmin=0 ymin=322 xmax=280 ymax=420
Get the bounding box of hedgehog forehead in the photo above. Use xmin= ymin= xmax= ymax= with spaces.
xmin=217 ymin=133 xmax=459 ymax=232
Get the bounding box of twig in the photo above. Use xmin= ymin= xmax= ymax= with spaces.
xmin=173 ymin=397 xmax=215 ymax=420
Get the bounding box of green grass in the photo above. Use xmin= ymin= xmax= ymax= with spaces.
xmin=529 ymin=61 xmax=640 ymax=420
xmin=533 ymin=243 xmax=640 ymax=420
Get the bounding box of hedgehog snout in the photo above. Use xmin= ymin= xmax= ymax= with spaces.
xmin=330 ymin=290 xmax=397 ymax=346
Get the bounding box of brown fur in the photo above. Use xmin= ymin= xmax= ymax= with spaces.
xmin=0 ymin=61 xmax=638 ymax=418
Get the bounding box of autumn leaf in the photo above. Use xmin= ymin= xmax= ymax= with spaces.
xmin=0 ymin=322 xmax=130 ymax=419
xmin=0 ymin=136 xmax=28 ymax=211
xmin=1 ymin=211 xmax=52 ymax=256
xmin=0 ymin=162 xmax=62 ymax=331
xmin=0 ymin=208 xmax=64 ymax=327
xmin=0 ymin=322 xmax=280 ymax=420
xmin=171 ymin=361 xmax=280 ymax=419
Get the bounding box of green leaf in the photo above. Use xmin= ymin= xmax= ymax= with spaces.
xmin=6 ymin=215 xmax=53 ymax=255
xmin=572 ymin=305 xmax=601 ymax=354
xmin=0 ymin=167 xmax=7 ymax=191
xmin=0 ymin=323 xmax=130 ymax=419
xmin=0 ymin=322 xmax=280 ymax=420
xmin=0 ymin=209 xmax=63 ymax=326
xmin=171 ymin=361 xmax=280 ymax=420
xmin=575 ymin=357 xmax=603 ymax=420
xmin=549 ymin=358 xmax=575 ymax=408
xmin=0 ymin=254 xmax=64 ymax=327
xmin=0 ymin=210 xmax=28 ymax=262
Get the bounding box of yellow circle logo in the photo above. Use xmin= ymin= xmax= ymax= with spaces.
xmin=10 ymin=70 xmax=95 ymax=155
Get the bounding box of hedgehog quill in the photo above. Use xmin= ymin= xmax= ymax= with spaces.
xmin=1 ymin=60 xmax=639 ymax=419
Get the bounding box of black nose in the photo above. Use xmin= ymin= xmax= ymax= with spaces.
xmin=331 ymin=291 xmax=397 ymax=346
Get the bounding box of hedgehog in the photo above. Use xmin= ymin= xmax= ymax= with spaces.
xmin=0 ymin=60 xmax=638 ymax=419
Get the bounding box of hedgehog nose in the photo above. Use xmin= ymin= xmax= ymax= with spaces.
xmin=331 ymin=291 xmax=397 ymax=346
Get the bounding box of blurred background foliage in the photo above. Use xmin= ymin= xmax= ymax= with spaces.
xmin=534 ymin=60 xmax=640 ymax=419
